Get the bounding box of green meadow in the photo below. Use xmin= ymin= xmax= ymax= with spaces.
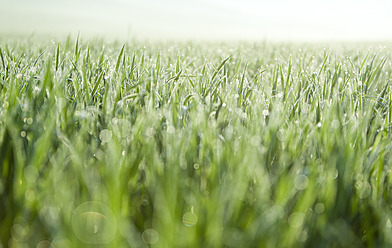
xmin=1 ymin=37 xmax=392 ymax=247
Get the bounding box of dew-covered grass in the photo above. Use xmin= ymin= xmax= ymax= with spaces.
xmin=1 ymin=36 xmax=392 ymax=247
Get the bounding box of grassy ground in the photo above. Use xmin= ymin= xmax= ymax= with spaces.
xmin=1 ymin=37 xmax=392 ymax=247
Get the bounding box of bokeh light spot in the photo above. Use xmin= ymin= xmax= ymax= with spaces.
xmin=142 ymin=229 xmax=159 ymax=245
xmin=99 ymin=129 xmax=112 ymax=143
xmin=71 ymin=201 xmax=116 ymax=244
xmin=288 ymin=212 xmax=305 ymax=229
xmin=294 ymin=175 xmax=309 ymax=190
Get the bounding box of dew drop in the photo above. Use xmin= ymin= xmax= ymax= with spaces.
xmin=111 ymin=118 xmax=119 ymax=125
xmin=182 ymin=212 xmax=198 ymax=227
xmin=20 ymin=131 xmax=26 ymax=137
xmin=333 ymin=169 xmax=339 ymax=179
xmin=356 ymin=181 xmax=371 ymax=199
xmin=296 ymin=230 xmax=308 ymax=242
xmin=294 ymin=175 xmax=309 ymax=190
xmin=11 ymin=224 xmax=28 ymax=241
xmin=288 ymin=212 xmax=305 ymax=229
xmin=142 ymin=229 xmax=159 ymax=245
xmin=71 ymin=202 xmax=116 ymax=244
xmin=315 ymin=203 xmax=325 ymax=214
xmin=37 ymin=240 xmax=52 ymax=248
xmin=99 ymin=129 xmax=112 ymax=143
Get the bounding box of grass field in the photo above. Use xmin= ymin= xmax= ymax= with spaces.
xmin=1 ymin=37 xmax=392 ymax=247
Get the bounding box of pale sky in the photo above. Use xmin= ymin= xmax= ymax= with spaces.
xmin=1 ymin=0 xmax=392 ymax=41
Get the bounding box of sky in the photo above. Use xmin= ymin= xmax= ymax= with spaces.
xmin=1 ymin=0 xmax=392 ymax=41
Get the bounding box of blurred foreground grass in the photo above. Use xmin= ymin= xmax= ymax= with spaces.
xmin=1 ymin=37 xmax=392 ymax=247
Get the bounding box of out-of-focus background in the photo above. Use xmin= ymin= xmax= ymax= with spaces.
xmin=1 ymin=0 xmax=392 ymax=41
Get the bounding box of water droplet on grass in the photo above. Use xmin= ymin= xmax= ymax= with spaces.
xmin=266 ymin=205 xmax=285 ymax=222
xmin=99 ymin=129 xmax=112 ymax=143
xmin=356 ymin=181 xmax=371 ymax=199
xmin=37 ymin=240 xmax=52 ymax=248
xmin=333 ymin=169 xmax=339 ymax=179
xmin=355 ymin=180 xmax=363 ymax=189
xmin=296 ymin=230 xmax=308 ymax=242
xmin=24 ymin=117 xmax=34 ymax=124
xmin=111 ymin=118 xmax=118 ymax=125
xmin=11 ymin=224 xmax=28 ymax=241
xmin=142 ymin=229 xmax=159 ymax=244
xmin=262 ymin=109 xmax=269 ymax=116
xmin=315 ymin=203 xmax=325 ymax=214
xmin=294 ymin=175 xmax=309 ymax=190
xmin=71 ymin=202 xmax=116 ymax=244
xmin=288 ymin=212 xmax=305 ymax=229
xmin=182 ymin=212 xmax=198 ymax=227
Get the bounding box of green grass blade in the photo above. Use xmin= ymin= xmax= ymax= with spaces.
xmin=115 ymin=44 xmax=125 ymax=75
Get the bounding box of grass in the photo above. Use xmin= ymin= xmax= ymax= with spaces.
xmin=1 ymin=36 xmax=392 ymax=247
